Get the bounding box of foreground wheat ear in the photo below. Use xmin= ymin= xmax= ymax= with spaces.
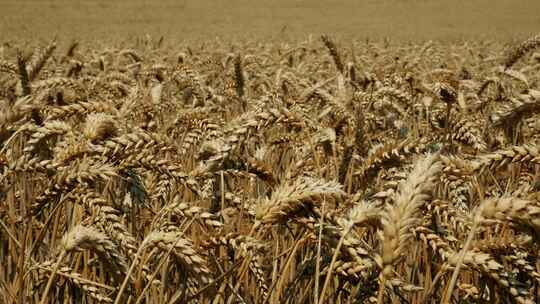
xmin=377 ymin=154 xmax=441 ymax=302
xmin=1 ymin=33 xmax=540 ymax=304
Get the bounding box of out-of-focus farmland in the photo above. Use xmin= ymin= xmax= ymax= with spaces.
xmin=1 ymin=0 xmax=539 ymax=41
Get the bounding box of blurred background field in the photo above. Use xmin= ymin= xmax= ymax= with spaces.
xmin=0 ymin=0 xmax=539 ymax=42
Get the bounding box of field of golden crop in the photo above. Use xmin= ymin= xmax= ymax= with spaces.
xmin=2 ymin=1 xmax=540 ymax=304
xmin=1 ymin=0 xmax=540 ymax=41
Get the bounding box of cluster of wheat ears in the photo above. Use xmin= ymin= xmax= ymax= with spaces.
xmin=1 ymin=34 xmax=540 ymax=303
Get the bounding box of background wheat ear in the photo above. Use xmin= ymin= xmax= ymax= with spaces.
xmin=503 ymin=34 xmax=540 ymax=69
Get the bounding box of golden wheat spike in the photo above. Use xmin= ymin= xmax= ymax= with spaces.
xmin=379 ymin=154 xmax=441 ymax=280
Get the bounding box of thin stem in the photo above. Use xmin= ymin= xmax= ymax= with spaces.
xmin=114 ymin=242 xmax=145 ymax=304
xmin=423 ymin=265 xmax=449 ymax=302
xmin=210 ymin=254 xmax=247 ymax=304
xmin=314 ymin=200 xmax=325 ymax=304
xmin=442 ymin=220 xmax=478 ymax=304
xmin=261 ymin=235 xmax=305 ymax=304
xmin=319 ymin=223 xmax=352 ymax=303
xmin=376 ymin=275 xmax=387 ymax=304
xmin=39 ymin=250 xmax=66 ymax=304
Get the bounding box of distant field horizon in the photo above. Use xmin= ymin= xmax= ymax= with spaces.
xmin=1 ymin=0 xmax=539 ymax=42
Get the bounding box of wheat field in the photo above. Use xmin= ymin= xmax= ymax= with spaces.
xmin=1 ymin=0 xmax=540 ymax=41
xmin=2 ymin=1 xmax=540 ymax=304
